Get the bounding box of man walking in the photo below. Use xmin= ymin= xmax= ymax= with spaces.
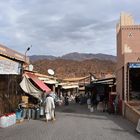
xmin=45 ymin=94 xmax=55 ymax=122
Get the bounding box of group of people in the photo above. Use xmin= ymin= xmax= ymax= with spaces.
xmin=43 ymin=92 xmax=75 ymax=122
xmin=87 ymin=94 xmax=108 ymax=112
xmin=60 ymin=93 xmax=75 ymax=106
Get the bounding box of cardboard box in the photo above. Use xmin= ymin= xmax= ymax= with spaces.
xmin=22 ymin=96 xmax=28 ymax=104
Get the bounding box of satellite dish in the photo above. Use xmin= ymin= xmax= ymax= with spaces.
xmin=48 ymin=69 xmax=55 ymax=75
xmin=29 ymin=64 xmax=34 ymax=71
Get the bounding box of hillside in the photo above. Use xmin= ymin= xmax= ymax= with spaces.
xmin=32 ymin=59 xmax=116 ymax=79
xmin=30 ymin=55 xmax=57 ymax=61
xmin=61 ymin=52 xmax=116 ymax=61
xmin=30 ymin=52 xmax=116 ymax=62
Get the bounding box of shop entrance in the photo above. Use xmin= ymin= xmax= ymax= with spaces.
xmin=129 ymin=63 xmax=140 ymax=101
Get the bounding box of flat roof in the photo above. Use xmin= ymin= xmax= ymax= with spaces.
xmin=0 ymin=44 xmax=29 ymax=62
xmin=63 ymin=75 xmax=90 ymax=82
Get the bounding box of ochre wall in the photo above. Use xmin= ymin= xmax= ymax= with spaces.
xmin=124 ymin=102 xmax=140 ymax=124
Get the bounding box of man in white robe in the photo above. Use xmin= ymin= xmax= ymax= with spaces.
xmin=45 ymin=95 xmax=55 ymax=122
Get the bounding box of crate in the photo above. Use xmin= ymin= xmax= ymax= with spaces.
xmin=22 ymin=96 xmax=29 ymax=104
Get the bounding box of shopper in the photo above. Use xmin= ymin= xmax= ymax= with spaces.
xmin=45 ymin=94 xmax=55 ymax=122
xmin=87 ymin=96 xmax=91 ymax=109
xmin=64 ymin=94 xmax=69 ymax=106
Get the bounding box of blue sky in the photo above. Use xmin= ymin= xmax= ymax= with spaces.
xmin=0 ymin=0 xmax=140 ymax=56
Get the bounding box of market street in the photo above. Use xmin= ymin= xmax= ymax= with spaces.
xmin=0 ymin=103 xmax=139 ymax=140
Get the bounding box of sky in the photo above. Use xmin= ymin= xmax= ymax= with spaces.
xmin=0 ymin=0 xmax=140 ymax=56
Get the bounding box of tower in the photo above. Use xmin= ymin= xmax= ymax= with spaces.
xmin=116 ymin=13 xmax=140 ymax=109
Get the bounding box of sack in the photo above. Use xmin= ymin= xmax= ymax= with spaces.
xmin=97 ymin=102 xmax=104 ymax=111
xmin=90 ymin=107 xmax=94 ymax=112
xmin=136 ymin=119 xmax=140 ymax=133
xmin=88 ymin=104 xmax=91 ymax=109
xmin=87 ymin=99 xmax=91 ymax=105
xmin=40 ymin=107 xmax=44 ymax=116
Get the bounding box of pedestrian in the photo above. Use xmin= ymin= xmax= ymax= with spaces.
xmin=87 ymin=96 xmax=91 ymax=109
xmin=103 ymin=96 xmax=108 ymax=112
xmin=113 ymin=95 xmax=118 ymax=114
xmin=45 ymin=94 xmax=56 ymax=122
xmin=75 ymin=95 xmax=79 ymax=103
xmin=64 ymin=94 xmax=69 ymax=106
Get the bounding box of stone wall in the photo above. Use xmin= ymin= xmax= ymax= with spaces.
xmin=124 ymin=102 xmax=140 ymax=124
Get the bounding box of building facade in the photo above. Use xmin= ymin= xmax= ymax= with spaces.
xmin=116 ymin=13 xmax=140 ymax=118
xmin=0 ymin=44 xmax=29 ymax=115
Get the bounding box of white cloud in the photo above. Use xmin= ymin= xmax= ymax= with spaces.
xmin=0 ymin=0 xmax=140 ymax=56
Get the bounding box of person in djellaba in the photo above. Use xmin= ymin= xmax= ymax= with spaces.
xmin=45 ymin=93 xmax=56 ymax=122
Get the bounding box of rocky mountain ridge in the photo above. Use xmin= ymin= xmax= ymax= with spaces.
xmin=30 ymin=52 xmax=116 ymax=62
xmin=32 ymin=58 xmax=116 ymax=79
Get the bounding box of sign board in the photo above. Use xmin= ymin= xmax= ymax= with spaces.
xmin=129 ymin=63 xmax=140 ymax=68
xmin=0 ymin=56 xmax=21 ymax=74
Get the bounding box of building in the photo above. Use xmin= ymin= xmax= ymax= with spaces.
xmin=116 ymin=13 xmax=140 ymax=124
xmin=0 ymin=44 xmax=29 ymax=115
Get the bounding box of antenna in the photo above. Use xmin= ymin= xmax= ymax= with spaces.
xmin=47 ymin=69 xmax=55 ymax=76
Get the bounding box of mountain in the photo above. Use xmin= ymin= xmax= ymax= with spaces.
xmin=30 ymin=52 xmax=116 ymax=62
xmin=61 ymin=52 xmax=116 ymax=61
xmin=30 ymin=55 xmax=57 ymax=62
xmin=32 ymin=59 xmax=116 ymax=79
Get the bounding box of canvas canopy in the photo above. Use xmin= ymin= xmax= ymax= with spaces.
xmin=26 ymin=73 xmax=51 ymax=93
xmin=62 ymin=85 xmax=79 ymax=89
xmin=20 ymin=76 xmax=43 ymax=100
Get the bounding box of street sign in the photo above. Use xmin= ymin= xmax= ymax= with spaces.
xmin=129 ymin=63 xmax=140 ymax=68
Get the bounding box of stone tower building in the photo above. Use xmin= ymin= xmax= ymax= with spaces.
xmin=116 ymin=13 xmax=140 ymax=113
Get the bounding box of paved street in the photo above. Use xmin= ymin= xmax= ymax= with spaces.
xmin=0 ymin=103 xmax=140 ymax=140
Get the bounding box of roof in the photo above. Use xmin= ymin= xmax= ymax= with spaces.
xmin=0 ymin=44 xmax=29 ymax=63
xmin=63 ymin=75 xmax=90 ymax=82
xmin=39 ymin=78 xmax=58 ymax=84
xmin=26 ymin=72 xmax=51 ymax=93
xmin=92 ymin=77 xmax=116 ymax=85
xmin=35 ymin=73 xmax=58 ymax=84
xmin=86 ymin=77 xmax=116 ymax=90
xmin=58 ymin=82 xmax=79 ymax=89
xmin=34 ymin=72 xmax=56 ymax=79
xmin=62 ymin=85 xmax=79 ymax=89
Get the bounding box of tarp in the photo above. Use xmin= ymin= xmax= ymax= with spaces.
xmin=20 ymin=76 xmax=43 ymax=100
xmin=63 ymin=75 xmax=90 ymax=82
xmin=26 ymin=73 xmax=51 ymax=93
xmin=62 ymin=85 xmax=79 ymax=89
xmin=38 ymin=77 xmax=58 ymax=84
xmin=43 ymin=80 xmax=58 ymax=84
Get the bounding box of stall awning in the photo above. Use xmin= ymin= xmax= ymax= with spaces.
xmin=38 ymin=77 xmax=58 ymax=84
xmin=92 ymin=77 xmax=116 ymax=85
xmin=63 ymin=75 xmax=90 ymax=82
xmin=62 ymin=85 xmax=79 ymax=89
xmin=43 ymin=80 xmax=58 ymax=84
xmin=26 ymin=73 xmax=51 ymax=93
xmin=20 ymin=76 xmax=42 ymax=100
